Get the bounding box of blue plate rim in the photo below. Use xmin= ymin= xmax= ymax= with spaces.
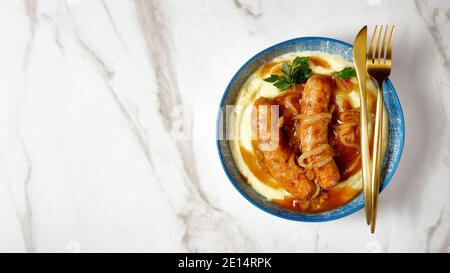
xmin=216 ymin=36 xmax=405 ymax=222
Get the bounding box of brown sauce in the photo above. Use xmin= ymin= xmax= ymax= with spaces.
xmin=239 ymin=145 xmax=283 ymax=190
xmin=309 ymin=56 xmax=331 ymax=69
xmin=259 ymin=62 xmax=281 ymax=78
xmin=273 ymin=186 xmax=360 ymax=213
xmin=330 ymin=95 xmax=361 ymax=181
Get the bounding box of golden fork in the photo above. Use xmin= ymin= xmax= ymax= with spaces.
xmin=367 ymin=25 xmax=395 ymax=233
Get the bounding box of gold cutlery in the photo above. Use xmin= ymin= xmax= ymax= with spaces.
xmin=367 ymin=25 xmax=395 ymax=233
xmin=353 ymin=26 xmax=372 ymax=225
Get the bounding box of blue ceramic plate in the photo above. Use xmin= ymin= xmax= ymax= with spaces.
xmin=217 ymin=37 xmax=404 ymax=222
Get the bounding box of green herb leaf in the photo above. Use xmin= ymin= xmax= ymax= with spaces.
xmin=263 ymin=74 xmax=283 ymax=83
xmin=334 ymin=67 xmax=356 ymax=79
xmin=293 ymin=56 xmax=309 ymax=67
xmin=281 ymin=63 xmax=291 ymax=78
xmin=263 ymin=56 xmax=312 ymax=91
xmin=263 ymin=74 xmax=293 ymax=91
xmin=273 ymin=79 xmax=295 ymax=91
xmin=291 ymin=57 xmax=311 ymax=84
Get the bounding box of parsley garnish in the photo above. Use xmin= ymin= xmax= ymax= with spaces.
xmin=263 ymin=57 xmax=312 ymax=91
xmin=333 ymin=67 xmax=356 ymax=79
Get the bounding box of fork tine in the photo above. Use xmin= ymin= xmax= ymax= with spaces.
xmin=368 ymin=25 xmax=378 ymax=63
xmin=380 ymin=25 xmax=388 ymax=63
xmin=375 ymin=25 xmax=384 ymax=63
xmin=386 ymin=25 xmax=395 ymax=61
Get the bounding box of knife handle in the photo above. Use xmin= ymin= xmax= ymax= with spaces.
xmin=360 ymin=79 xmax=372 ymax=225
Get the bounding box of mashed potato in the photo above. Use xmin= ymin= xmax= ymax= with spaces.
xmin=230 ymin=51 xmax=389 ymax=202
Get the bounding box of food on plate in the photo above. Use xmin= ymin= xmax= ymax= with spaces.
xmin=253 ymin=95 xmax=316 ymax=200
xmin=298 ymin=75 xmax=340 ymax=190
xmin=230 ymin=51 xmax=389 ymax=213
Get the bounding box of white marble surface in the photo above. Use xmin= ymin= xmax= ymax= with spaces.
xmin=0 ymin=0 xmax=448 ymax=253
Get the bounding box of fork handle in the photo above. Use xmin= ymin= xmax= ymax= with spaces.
xmin=370 ymin=80 xmax=384 ymax=233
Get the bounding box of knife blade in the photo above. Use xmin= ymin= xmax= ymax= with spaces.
xmin=353 ymin=26 xmax=372 ymax=225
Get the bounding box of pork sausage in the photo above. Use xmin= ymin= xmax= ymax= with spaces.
xmin=253 ymin=97 xmax=316 ymax=199
xmin=299 ymin=75 xmax=340 ymax=189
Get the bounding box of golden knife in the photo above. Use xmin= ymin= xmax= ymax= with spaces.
xmin=353 ymin=26 xmax=372 ymax=225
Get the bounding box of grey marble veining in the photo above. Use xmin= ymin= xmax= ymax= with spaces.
xmin=0 ymin=0 xmax=448 ymax=252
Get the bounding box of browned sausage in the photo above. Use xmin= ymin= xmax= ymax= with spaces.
xmin=252 ymin=97 xmax=315 ymax=200
xmin=299 ymin=75 xmax=340 ymax=189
